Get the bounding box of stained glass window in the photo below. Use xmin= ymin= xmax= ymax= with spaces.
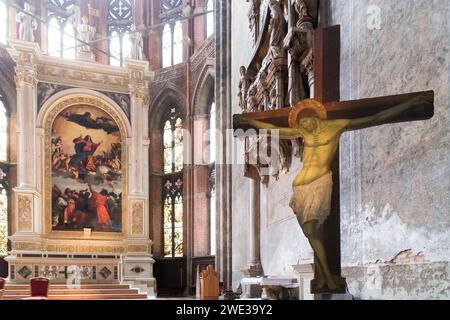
xmin=160 ymin=21 xmax=184 ymax=68
xmin=108 ymin=0 xmax=133 ymax=66
xmin=160 ymin=0 xmax=184 ymax=69
xmin=162 ymin=24 xmax=172 ymax=68
xmin=0 ymin=1 xmax=8 ymax=44
xmin=163 ymin=177 xmax=184 ymax=258
xmin=206 ymin=0 xmax=215 ymax=38
xmin=0 ymin=98 xmax=9 ymax=257
xmin=162 ymin=108 xmax=184 ymax=258
xmin=172 ymin=21 xmax=183 ymax=65
xmin=46 ymin=0 xmax=78 ymax=58
xmin=160 ymin=0 xmax=182 ymax=13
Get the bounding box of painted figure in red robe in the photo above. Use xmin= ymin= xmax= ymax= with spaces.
xmin=88 ymin=183 xmax=112 ymax=230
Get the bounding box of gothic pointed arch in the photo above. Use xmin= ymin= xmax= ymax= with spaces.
xmin=192 ymin=64 xmax=215 ymax=117
xmin=149 ymin=85 xmax=186 ymax=131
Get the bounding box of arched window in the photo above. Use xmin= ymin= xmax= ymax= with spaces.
xmin=108 ymin=0 xmax=133 ymax=66
xmin=172 ymin=21 xmax=183 ymax=65
xmin=63 ymin=21 xmax=76 ymax=59
xmin=206 ymin=0 xmax=215 ymax=38
xmin=162 ymin=108 xmax=184 ymax=258
xmin=159 ymin=0 xmax=184 ymax=68
xmin=0 ymin=1 xmax=8 ymax=45
xmin=160 ymin=21 xmax=184 ymax=68
xmin=46 ymin=0 xmax=77 ymax=58
xmin=0 ymin=97 xmax=10 ymax=257
xmin=208 ymin=101 xmax=216 ymax=255
xmin=162 ymin=24 xmax=172 ymax=68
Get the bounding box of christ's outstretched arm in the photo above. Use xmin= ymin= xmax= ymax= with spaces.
xmin=345 ymin=95 xmax=430 ymax=131
xmin=234 ymin=115 xmax=302 ymax=138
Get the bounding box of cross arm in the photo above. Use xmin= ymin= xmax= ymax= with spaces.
xmin=327 ymin=90 xmax=434 ymax=124
xmin=343 ymin=91 xmax=434 ymax=131
xmin=233 ymin=113 xmax=301 ymax=138
xmin=233 ymin=90 xmax=434 ymax=135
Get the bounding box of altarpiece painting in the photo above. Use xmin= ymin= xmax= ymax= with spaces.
xmin=51 ymin=104 xmax=122 ymax=232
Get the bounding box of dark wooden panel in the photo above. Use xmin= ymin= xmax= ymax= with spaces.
xmin=191 ymin=256 xmax=215 ymax=290
xmin=0 ymin=257 xmax=8 ymax=278
xmin=314 ymin=25 xmax=341 ymax=103
xmin=153 ymin=257 xmax=187 ymax=296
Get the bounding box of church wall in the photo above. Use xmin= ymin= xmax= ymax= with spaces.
xmin=231 ymin=0 xmax=450 ymax=299
xmin=330 ymin=0 xmax=450 ymax=299
xmin=230 ymin=1 xmax=252 ymax=285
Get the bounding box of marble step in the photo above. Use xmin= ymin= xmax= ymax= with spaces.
xmin=1 ymin=283 xmax=149 ymax=300
xmin=3 ymin=288 xmax=140 ymax=295
xmin=2 ymin=293 xmax=148 ymax=300
xmin=4 ymin=284 xmax=130 ymax=290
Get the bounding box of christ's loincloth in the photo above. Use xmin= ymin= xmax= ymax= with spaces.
xmin=289 ymin=172 xmax=333 ymax=228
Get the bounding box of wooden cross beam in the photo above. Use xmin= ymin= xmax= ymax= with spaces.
xmin=233 ymin=25 xmax=434 ymax=294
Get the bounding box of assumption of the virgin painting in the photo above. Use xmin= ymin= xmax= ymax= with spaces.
xmin=51 ymin=105 xmax=122 ymax=233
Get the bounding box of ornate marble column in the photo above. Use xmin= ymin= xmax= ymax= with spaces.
xmin=7 ymin=40 xmax=41 ymax=237
xmin=122 ymin=59 xmax=156 ymax=296
xmin=215 ymin=0 xmax=233 ymax=290
xmin=245 ymin=178 xmax=263 ymax=276
xmin=240 ymin=175 xmax=263 ymax=299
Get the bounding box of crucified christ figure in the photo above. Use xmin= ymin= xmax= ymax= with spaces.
xmin=234 ymin=94 xmax=429 ymax=292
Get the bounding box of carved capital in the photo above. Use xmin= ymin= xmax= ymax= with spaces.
xmin=15 ymin=67 xmax=38 ymax=88
xmin=129 ymin=85 xmax=150 ymax=105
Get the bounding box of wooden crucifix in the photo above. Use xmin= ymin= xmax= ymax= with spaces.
xmin=233 ymin=25 xmax=434 ymax=294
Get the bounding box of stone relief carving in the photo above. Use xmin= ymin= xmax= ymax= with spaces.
xmin=37 ymin=65 xmax=130 ymax=92
xmin=132 ymin=202 xmax=144 ymax=235
xmin=238 ymin=0 xmax=319 ymax=182
xmin=17 ymin=195 xmax=32 ymax=231
xmin=248 ymin=0 xmax=262 ymax=46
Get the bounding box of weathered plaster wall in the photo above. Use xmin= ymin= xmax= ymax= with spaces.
xmin=231 ymin=0 xmax=450 ymax=299
xmin=331 ymin=0 xmax=450 ymax=299
xmin=231 ymin=0 xmax=252 ymax=285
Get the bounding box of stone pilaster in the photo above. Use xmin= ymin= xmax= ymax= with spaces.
xmin=243 ymin=178 xmax=263 ymax=277
xmin=122 ymin=59 xmax=156 ymax=292
xmin=7 ymin=40 xmax=41 ymax=238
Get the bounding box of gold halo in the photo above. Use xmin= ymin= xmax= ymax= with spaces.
xmin=288 ymin=99 xmax=328 ymax=128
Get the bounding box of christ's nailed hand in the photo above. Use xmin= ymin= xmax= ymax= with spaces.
xmin=410 ymin=94 xmax=432 ymax=106
xmin=233 ymin=114 xmax=249 ymax=126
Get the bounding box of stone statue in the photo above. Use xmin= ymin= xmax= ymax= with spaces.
xmin=238 ymin=66 xmax=252 ymax=112
xmin=77 ymin=16 xmax=96 ymax=53
xmin=16 ymin=2 xmax=37 ymax=42
xmin=68 ymin=4 xmax=81 ymax=26
xmin=268 ymin=0 xmax=285 ymax=58
xmin=248 ymin=0 xmax=261 ymax=45
xmin=129 ymin=24 xmax=144 ymax=60
xmin=293 ymin=0 xmax=313 ymax=30
xmin=234 ymin=95 xmax=429 ymax=292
